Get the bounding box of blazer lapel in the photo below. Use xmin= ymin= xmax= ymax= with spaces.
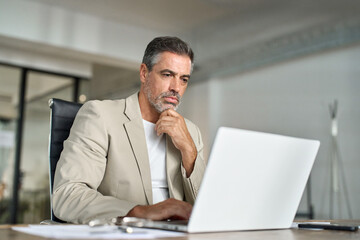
xmin=123 ymin=93 xmax=153 ymax=204
xmin=166 ymin=134 xmax=184 ymax=200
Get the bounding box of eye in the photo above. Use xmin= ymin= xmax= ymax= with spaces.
xmin=181 ymin=78 xmax=189 ymax=84
xmin=162 ymin=73 xmax=171 ymax=77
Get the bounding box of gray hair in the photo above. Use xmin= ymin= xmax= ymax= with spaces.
xmin=142 ymin=36 xmax=194 ymax=72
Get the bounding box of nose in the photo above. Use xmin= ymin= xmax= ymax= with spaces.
xmin=169 ymin=77 xmax=180 ymax=93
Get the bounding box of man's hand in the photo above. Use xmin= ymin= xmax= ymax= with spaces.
xmin=155 ymin=109 xmax=197 ymax=177
xmin=125 ymin=198 xmax=192 ymax=220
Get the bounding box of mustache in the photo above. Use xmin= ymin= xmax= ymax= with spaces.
xmin=157 ymin=91 xmax=181 ymax=101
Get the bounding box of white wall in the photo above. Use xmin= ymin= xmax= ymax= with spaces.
xmin=0 ymin=44 xmax=92 ymax=78
xmin=181 ymin=43 xmax=360 ymax=219
xmin=0 ymin=0 xmax=166 ymax=72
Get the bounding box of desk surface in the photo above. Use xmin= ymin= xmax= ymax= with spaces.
xmin=1 ymin=220 xmax=359 ymax=240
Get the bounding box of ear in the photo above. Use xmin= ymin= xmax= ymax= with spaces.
xmin=139 ymin=63 xmax=148 ymax=84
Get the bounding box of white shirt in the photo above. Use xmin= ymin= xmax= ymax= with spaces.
xmin=142 ymin=119 xmax=169 ymax=204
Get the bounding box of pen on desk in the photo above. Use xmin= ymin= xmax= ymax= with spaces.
xmin=298 ymin=223 xmax=358 ymax=232
xmin=118 ymin=226 xmax=134 ymax=234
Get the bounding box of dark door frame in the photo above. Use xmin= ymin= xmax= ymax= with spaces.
xmin=0 ymin=62 xmax=89 ymax=223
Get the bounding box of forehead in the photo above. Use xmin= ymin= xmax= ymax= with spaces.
xmin=153 ymin=52 xmax=192 ymax=72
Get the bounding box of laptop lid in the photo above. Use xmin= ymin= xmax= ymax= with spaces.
xmin=187 ymin=127 xmax=320 ymax=233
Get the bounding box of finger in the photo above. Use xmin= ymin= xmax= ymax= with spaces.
xmin=156 ymin=116 xmax=176 ymax=126
xmin=173 ymin=202 xmax=193 ymax=220
xmin=158 ymin=115 xmax=177 ymax=122
xmin=156 ymin=122 xmax=175 ymax=132
xmin=156 ymin=124 xmax=174 ymax=136
xmin=160 ymin=108 xmax=180 ymax=118
xmin=155 ymin=117 xmax=176 ymax=130
xmin=159 ymin=199 xmax=192 ymax=220
xmin=155 ymin=116 xmax=177 ymax=132
xmin=126 ymin=199 xmax=193 ymax=221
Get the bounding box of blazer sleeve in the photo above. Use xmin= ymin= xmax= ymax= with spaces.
xmin=52 ymin=101 xmax=137 ymax=224
xmin=181 ymin=122 xmax=206 ymax=204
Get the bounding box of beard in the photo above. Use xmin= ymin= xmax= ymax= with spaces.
xmin=144 ymin=82 xmax=182 ymax=113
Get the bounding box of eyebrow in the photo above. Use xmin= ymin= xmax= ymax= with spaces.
xmin=160 ymin=69 xmax=191 ymax=79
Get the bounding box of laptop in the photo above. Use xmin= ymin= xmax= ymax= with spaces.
xmin=122 ymin=127 xmax=320 ymax=233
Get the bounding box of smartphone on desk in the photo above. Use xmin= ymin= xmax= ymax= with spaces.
xmin=298 ymin=223 xmax=358 ymax=232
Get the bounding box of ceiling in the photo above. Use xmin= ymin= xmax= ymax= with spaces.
xmin=20 ymin=0 xmax=360 ymax=70
xmin=27 ymin=0 xmax=360 ymax=35
xmin=27 ymin=0 xmax=249 ymax=33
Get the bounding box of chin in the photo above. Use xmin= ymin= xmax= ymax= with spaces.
xmin=161 ymin=104 xmax=178 ymax=112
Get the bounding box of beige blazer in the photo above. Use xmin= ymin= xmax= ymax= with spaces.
xmin=53 ymin=92 xmax=206 ymax=224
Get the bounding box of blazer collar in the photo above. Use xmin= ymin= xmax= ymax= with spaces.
xmin=124 ymin=91 xmax=142 ymax=121
xmin=123 ymin=92 xmax=184 ymax=203
xmin=123 ymin=92 xmax=153 ymax=204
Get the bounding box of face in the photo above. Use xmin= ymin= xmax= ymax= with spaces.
xmin=141 ymin=52 xmax=192 ymax=113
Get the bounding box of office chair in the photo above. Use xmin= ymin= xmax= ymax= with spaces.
xmin=48 ymin=98 xmax=82 ymax=223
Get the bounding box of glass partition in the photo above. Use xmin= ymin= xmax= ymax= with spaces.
xmin=19 ymin=71 xmax=74 ymax=223
xmin=0 ymin=64 xmax=89 ymax=223
xmin=0 ymin=65 xmax=20 ymax=223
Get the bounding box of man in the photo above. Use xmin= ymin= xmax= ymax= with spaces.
xmin=53 ymin=36 xmax=206 ymax=224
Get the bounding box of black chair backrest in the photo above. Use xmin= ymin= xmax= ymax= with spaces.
xmin=48 ymin=98 xmax=82 ymax=222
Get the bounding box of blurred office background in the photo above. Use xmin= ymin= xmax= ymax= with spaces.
xmin=0 ymin=0 xmax=359 ymax=223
